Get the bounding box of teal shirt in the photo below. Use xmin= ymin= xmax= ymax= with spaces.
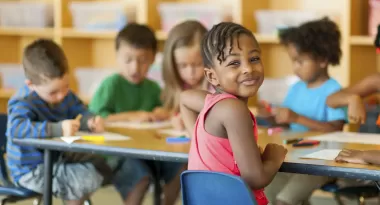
xmin=89 ymin=74 xmax=162 ymax=117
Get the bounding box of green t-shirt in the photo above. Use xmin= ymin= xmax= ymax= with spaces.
xmin=89 ymin=73 xmax=162 ymax=117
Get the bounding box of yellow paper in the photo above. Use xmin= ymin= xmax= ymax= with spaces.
xmin=81 ymin=136 xmax=105 ymax=142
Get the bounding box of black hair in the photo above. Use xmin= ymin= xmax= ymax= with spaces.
xmin=115 ymin=23 xmax=157 ymax=52
xmin=201 ymin=22 xmax=257 ymax=68
xmin=279 ymin=17 xmax=341 ymax=66
xmin=23 ymin=39 xmax=68 ymax=85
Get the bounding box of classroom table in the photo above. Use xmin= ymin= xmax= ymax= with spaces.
xmin=12 ymin=127 xmax=380 ymax=205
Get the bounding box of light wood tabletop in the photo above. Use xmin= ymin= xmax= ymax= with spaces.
xmin=13 ymin=126 xmax=380 ymax=180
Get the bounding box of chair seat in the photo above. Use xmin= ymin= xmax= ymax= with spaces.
xmin=0 ymin=186 xmax=37 ymax=197
xmin=321 ymin=183 xmax=339 ymax=193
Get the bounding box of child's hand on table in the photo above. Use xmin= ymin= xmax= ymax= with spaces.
xmin=131 ymin=111 xmax=155 ymax=122
xmin=348 ymin=95 xmax=366 ymax=124
xmin=335 ymin=149 xmax=367 ymax=164
xmin=171 ymin=114 xmax=185 ymax=131
xmin=88 ymin=116 xmax=104 ymax=133
xmin=275 ymin=108 xmax=299 ymax=124
xmin=262 ymin=143 xmax=288 ymax=164
xmin=62 ymin=119 xmax=80 ymax=136
xmin=152 ymin=107 xmax=170 ymax=121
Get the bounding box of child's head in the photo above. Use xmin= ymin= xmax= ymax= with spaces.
xmin=279 ymin=17 xmax=341 ymax=83
xmin=162 ymin=20 xmax=208 ymax=110
xmin=202 ymin=22 xmax=264 ymax=100
xmin=115 ymin=23 xmax=157 ymax=84
xmin=23 ymin=39 xmax=69 ymax=104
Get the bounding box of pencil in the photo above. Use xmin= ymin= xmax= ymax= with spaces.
xmin=75 ymin=114 xmax=82 ymax=121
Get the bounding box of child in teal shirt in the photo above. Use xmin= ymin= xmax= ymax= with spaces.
xmin=89 ymin=23 xmax=183 ymax=205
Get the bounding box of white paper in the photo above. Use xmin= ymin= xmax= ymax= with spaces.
xmin=158 ymin=129 xmax=188 ymax=137
xmin=301 ymin=149 xmax=342 ymax=161
xmin=106 ymin=121 xmax=172 ymax=129
xmin=308 ymin=132 xmax=380 ymax=145
xmin=60 ymin=131 xmax=130 ymax=144
xmin=61 ymin=136 xmax=81 ymax=144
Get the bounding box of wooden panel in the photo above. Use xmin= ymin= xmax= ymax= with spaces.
xmin=92 ymin=39 xmax=117 ymax=68
xmin=0 ymin=37 xmax=20 ymax=63
xmin=350 ymin=46 xmax=378 ymax=84
xmin=350 ymin=0 xmax=369 ymax=35
xmin=261 ymin=44 xmax=293 ymax=78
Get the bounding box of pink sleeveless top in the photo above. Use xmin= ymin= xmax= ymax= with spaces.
xmin=188 ymin=93 xmax=268 ymax=205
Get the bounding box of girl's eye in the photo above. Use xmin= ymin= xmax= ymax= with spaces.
xmin=227 ymin=61 xmax=240 ymax=66
xmin=250 ymin=57 xmax=261 ymax=62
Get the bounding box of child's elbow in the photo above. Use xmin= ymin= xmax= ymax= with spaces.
xmin=240 ymin=171 xmax=271 ymax=190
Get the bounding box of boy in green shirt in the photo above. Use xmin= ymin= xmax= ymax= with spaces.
xmin=89 ymin=23 xmax=182 ymax=205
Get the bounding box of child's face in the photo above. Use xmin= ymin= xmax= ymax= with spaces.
xmin=116 ymin=41 xmax=155 ymax=84
xmin=174 ymin=44 xmax=204 ymax=88
xmin=206 ymin=34 xmax=264 ymax=99
xmin=27 ymin=74 xmax=70 ymax=104
xmin=286 ymin=43 xmax=326 ymax=83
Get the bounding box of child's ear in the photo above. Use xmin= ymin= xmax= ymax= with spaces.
xmin=204 ymin=67 xmax=219 ymax=87
xmin=25 ymin=79 xmax=35 ymax=91
xmin=319 ymin=59 xmax=328 ymax=69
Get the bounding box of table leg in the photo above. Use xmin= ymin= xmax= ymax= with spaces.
xmin=43 ymin=150 xmax=53 ymax=205
xmin=154 ymin=163 xmax=161 ymax=205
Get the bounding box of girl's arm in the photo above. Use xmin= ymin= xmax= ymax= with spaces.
xmin=327 ymin=74 xmax=380 ymax=108
xmin=180 ymin=90 xmax=208 ymax=135
xmin=275 ymin=107 xmax=344 ymax=132
xmin=335 ymin=149 xmax=380 ymax=165
xmin=213 ymin=99 xmax=287 ymax=189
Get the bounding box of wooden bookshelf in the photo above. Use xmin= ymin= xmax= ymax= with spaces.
xmin=0 ymin=0 xmax=378 ymax=112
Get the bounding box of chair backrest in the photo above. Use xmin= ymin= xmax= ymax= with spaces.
xmin=359 ymin=106 xmax=380 ymax=133
xmin=0 ymin=114 xmax=11 ymax=186
xmin=181 ymin=171 xmax=257 ymax=205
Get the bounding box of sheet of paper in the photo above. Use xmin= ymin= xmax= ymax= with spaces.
xmin=61 ymin=136 xmax=81 ymax=144
xmin=301 ymin=149 xmax=342 ymax=161
xmin=308 ymin=132 xmax=380 ymax=145
xmin=60 ymin=131 xmax=130 ymax=144
xmin=106 ymin=121 xmax=172 ymax=129
xmin=158 ymin=129 xmax=188 ymax=137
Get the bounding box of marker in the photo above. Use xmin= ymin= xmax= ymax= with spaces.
xmin=75 ymin=114 xmax=82 ymax=121
xmin=283 ymin=138 xmax=302 ymax=144
xmin=166 ymin=136 xmax=190 ymax=144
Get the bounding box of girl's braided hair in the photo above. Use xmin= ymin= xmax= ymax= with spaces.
xmin=201 ymin=22 xmax=257 ymax=68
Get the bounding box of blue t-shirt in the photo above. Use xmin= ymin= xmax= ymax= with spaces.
xmin=282 ymin=78 xmax=346 ymax=132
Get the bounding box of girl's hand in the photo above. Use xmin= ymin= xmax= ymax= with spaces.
xmin=335 ymin=149 xmax=367 ymax=164
xmin=275 ymin=108 xmax=299 ymax=124
xmin=262 ymin=143 xmax=288 ymax=164
xmin=88 ymin=116 xmax=104 ymax=133
xmin=348 ymin=95 xmax=366 ymax=124
xmin=171 ymin=114 xmax=185 ymax=131
xmin=152 ymin=107 xmax=170 ymax=121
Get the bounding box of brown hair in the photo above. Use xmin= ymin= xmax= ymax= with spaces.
xmin=115 ymin=23 xmax=157 ymax=52
xmin=23 ymin=39 xmax=68 ymax=85
xmin=161 ymin=20 xmax=208 ymax=112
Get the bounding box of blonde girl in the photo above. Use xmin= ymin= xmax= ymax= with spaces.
xmin=161 ymin=20 xmax=209 ymax=130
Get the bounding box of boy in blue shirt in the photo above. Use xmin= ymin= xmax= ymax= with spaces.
xmin=7 ymin=39 xmax=108 ymax=205
xmin=260 ymin=18 xmax=346 ymax=205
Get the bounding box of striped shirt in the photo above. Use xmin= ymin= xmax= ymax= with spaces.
xmin=6 ymin=85 xmax=94 ymax=182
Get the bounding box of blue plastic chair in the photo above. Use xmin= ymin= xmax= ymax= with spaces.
xmin=181 ymin=170 xmax=257 ymax=205
xmin=0 ymin=114 xmax=41 ymax=205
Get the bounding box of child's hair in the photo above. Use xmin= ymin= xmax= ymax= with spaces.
xmin=23 ymin=39 xmax=68 ymax=85
xmin=201 ymin=22 xmax=257 ymax=68
xmin=115 ymin=23 xmax=157 ymax=52
xmin=161 ymin=20 xmax=208 ymax=111
xmin=279 ymin=17 xmax=341 ymax=66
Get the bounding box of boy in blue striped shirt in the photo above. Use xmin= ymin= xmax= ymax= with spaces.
xmin=7 ymin=39 xmax=107 ymax=205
